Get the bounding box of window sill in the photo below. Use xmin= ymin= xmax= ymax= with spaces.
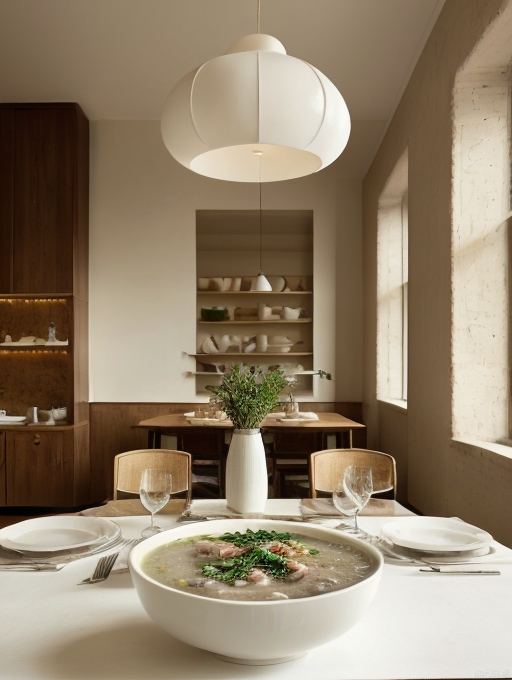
xmin=377 ymin=398 xmax=408 ymax=414
xmin=452 ymin=437 xmax=512 ymax=462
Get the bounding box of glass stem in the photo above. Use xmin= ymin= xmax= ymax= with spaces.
xmin=353 ymin=510 xmax=359 ymax=532
xmin=150 ymin=512 xmax=155 ymax=529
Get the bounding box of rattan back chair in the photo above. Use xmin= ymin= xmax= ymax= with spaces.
xmin=113 ymin=449 xmax=192 ymax=503
xmin=309 ymin=448 xmax=397 ymax=498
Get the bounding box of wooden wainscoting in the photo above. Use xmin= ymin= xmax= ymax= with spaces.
xmin=89 ymin=402 xmax=365 ymax=503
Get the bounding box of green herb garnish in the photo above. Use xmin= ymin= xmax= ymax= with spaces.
xmin=217 ymin=529 xmax=293 ymax=546
xmin=199 ymin=529 xmax=319 ymax=585
xmin=202 ymin=547 xmax=289 ymax=583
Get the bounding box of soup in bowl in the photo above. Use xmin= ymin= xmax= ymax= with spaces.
xmin=129 ymin=519 xmax=382 ymax=665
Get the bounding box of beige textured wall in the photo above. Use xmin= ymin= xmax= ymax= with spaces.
xmin=363 ymin=0 xmax=512 ymax=545
xmin=89 ymin=121 xmax=363 ymax=404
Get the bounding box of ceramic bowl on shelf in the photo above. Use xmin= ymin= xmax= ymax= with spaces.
xmin=282 ymin=306 xmax=302 ymax=320
xmin=268 ymin=335 xmax=293 ymax=345
xmin=39 ymin=407 xmax=67 ymax=422
xmin=200 ymin=337 xmax=218 ymax=354
xmin=129 ymin=519 xmax=383 ymax=665
xmin=209 ymin=277 xmax=224 ymax=291
xmin=268 ymin=275 xmax=286 ymax=292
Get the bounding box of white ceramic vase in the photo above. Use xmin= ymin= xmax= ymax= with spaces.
xmin=225 ymin=429 xmax=268 ymax=514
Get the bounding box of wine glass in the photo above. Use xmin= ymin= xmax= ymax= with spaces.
xmin=332 ymin=481 xmax=359 ymax=531
xmin=333 ymin=465 xmax=373 ymax=533
xmin=139 ymin=468 xmax=172 ymax=538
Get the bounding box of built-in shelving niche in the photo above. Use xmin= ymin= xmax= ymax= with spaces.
xmin=0 ymin=295 xmax=74 ymax=418
xmin=195 ymin=209 xmax=314 ymax=396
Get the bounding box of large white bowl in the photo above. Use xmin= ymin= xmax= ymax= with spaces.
xmin=129 ymin=519 xmax=382 ymax=665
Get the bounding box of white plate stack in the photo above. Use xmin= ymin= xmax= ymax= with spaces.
xmin=0 ymin=516 xmax=121 ymax=556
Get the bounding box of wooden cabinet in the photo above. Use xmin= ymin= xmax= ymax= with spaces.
xmin=0 ymin=103 xmax=91 ymax=506
xmin=0 ymin=109 xmax=14 ymax=293
xmin=0 ymin=103 xmax=88 ymax=294
xmin=1 ymin=424 xmax=89 ymax=507
xmin=0 ymin=431 xmax=5 ymax=505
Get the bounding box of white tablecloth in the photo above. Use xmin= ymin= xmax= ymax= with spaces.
xmin=1 ymin=503 xmax=511 ymax=680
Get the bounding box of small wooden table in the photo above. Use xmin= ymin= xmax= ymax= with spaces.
xmin=136 ymin=412 xmax=366 ymax=449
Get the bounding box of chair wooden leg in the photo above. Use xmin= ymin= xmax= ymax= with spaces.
xmin=272 ymin=464 xmax=281 ymax=498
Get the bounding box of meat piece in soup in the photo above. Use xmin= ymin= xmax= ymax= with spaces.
xmin=142 ymin=529 xmax=377 ymax=601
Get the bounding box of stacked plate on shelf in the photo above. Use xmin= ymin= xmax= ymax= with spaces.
xmin=267 ymin=335 xmax=294 ymax=353
xmin=379 ymin=516 xmax=493 ymax=561
xmin=0 ymin=516 xmax=122 ymax=558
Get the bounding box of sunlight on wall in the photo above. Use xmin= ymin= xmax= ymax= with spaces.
xmin=452 ymin=70 xmax=511 ymax=442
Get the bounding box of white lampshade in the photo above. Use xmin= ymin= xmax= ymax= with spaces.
xmin=252 ymin=273 xmax=272 ymax=291
xmin=161 ymin=33 xmax=350 ymax=182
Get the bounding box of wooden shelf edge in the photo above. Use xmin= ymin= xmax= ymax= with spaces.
xmin=197 ymin=319 xmax=312 ymax=324
xmin=0 ymin=293 xmax=73 ymax=298
xmin=189 ymin=352 xmax=313 ymax=358
xmin=197 ymin=290 xmax=313 ymax=295
xmin=0 ymin=345 xmax=70 ymax=352
xmin=189 ymin=371 xmax=316 ymax=377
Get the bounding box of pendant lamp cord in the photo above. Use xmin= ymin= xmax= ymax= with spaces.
xmin=257 ymin=0 xmax=261 ymax=33
xmin=259 ymin=181 xmax=263 ymax=272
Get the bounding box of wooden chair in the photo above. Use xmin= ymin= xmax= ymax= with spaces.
xmin=309 ymin=448 xmax=397 ymax=499
xmin=113 ymin=449 xmax=192 ymax=503
xmin=177 ymin=430 xmax=227 ymax=498
xmin=270 ymin=432 xmax=324 ymax=497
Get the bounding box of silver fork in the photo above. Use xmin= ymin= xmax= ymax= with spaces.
xmin=78 ymin=539 xmax=136 ymax=585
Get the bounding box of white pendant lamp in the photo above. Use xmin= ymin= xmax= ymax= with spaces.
xmin=161 ymin=4 xmax=350 ymax=183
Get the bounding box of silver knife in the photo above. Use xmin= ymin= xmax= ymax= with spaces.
xmin=419 ymin=567 xmax=501 ymax=575
xmin=0 ymin=563 xmax=65 ymax=571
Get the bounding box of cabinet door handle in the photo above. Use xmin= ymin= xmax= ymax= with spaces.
xmin=33 ymin=435 xmax=41 ymax=446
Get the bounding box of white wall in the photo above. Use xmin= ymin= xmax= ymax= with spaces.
xmin=89 ymin=120 xmax=363 ymax=403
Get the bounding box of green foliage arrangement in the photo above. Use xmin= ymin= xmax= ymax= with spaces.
xmin=207 ymin=364 xmax=287 ymax=430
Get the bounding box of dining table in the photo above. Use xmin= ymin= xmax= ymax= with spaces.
xmin=1 ymin=498 xmax=511 ymax=680
xmin=136 ymin=411 xmax=366 ymax=448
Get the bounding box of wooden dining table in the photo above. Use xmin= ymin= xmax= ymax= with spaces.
xmin=136 ymin=411 xmax=366 ymax=448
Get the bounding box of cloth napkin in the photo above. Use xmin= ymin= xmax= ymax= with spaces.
xmin=277 ymin=412 xmax=319 ymax=422
xmin=301 ymin=498 xmax=414 ymax=517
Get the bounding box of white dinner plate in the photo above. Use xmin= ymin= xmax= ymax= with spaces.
xmin=0 ymin=516 xmax=121 ymax=553
xmin=381 ymin=516 xmax=492 ymax=553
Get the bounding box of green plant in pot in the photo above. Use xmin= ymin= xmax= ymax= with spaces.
xmin=208 ymin=364 xmax=287 ymax=429
xmin=207 ymin=364 xmax=287 ymax=513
